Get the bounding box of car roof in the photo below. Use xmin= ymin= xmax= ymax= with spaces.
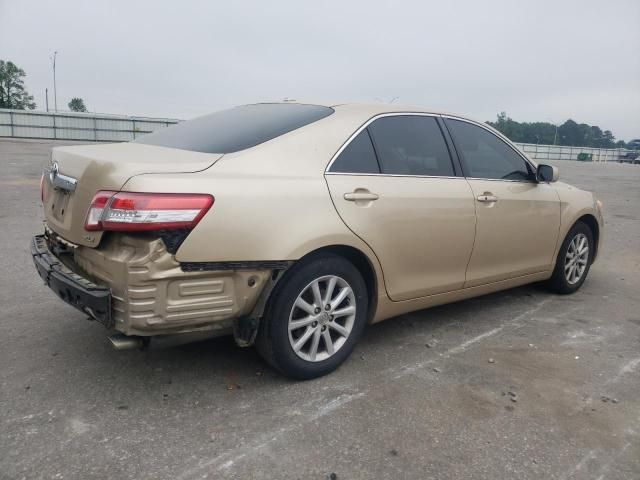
xmin=249 ymin=100 xmax=482 ymax=125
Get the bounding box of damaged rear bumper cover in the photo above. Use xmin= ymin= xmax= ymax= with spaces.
xmin=31 ymin=232 xmax=289 ymax=338
xmin=31 ymin=235 xmax=112 ymax=327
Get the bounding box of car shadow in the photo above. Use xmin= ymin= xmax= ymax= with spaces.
xmin=115 ymin=283 xmax=552 ymax=389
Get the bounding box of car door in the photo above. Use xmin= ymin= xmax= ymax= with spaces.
xmin=444 ymin=117 xmax=561 ymax=288
xmin=325 ymin=114 xmax=476 ymax=301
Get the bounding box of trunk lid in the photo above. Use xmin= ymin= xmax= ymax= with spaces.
xmin=42 ymin=142 xmax=222 ymax=247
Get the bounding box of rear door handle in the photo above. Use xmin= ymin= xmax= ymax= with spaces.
xmin=476 ymin=193 xmax=498 ymax=203
xmin=344 ymin=191 xmax=379 ymax=202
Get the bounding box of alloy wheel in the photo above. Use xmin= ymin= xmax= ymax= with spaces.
xmin=287 ymin=275 xmax=356 ymax=362
xmin=564 ymin=233 xmax=589 ymax=285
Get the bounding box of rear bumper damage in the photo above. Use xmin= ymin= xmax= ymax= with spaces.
xmin=32 ymin=235 xmax=112 ymax=326
xmin=31 ymin=230 xmax=282 ymax=338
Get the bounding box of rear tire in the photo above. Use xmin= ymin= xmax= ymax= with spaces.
xmin=545 ymin=221 xmax=594 ymax=294
xmin=256 ymin=253 xmax=368 ymax=380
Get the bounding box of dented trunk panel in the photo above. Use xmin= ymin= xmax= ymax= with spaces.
xmin=70 ymin=233 xmax=271 ymax=336
xmin=42 ymin=143 xmax=223 ymax=247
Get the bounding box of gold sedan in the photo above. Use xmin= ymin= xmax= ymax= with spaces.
xmin=33 ymin=102 xmax=603 ymax=378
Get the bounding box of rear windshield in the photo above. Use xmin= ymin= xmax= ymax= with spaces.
xmin=135 ymin=103 xmax=334 ymax=154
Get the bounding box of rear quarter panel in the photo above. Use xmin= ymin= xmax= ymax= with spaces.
xmin=119 ymin=109 xmax=388 ymax=306
xmin=122 ymin=170 xmax=373 ymax=263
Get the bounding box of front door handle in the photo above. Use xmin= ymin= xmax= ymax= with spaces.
xmin=344 ymin=191 xmax=379 ymax=202
xmin=476 ymin=193 xmax=498 ymax=203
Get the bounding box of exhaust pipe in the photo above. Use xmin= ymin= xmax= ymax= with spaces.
xmin=108 ymin=333 xmax=144 ymax=350
xmin=108 ymin=330 xmax=221 ymax=351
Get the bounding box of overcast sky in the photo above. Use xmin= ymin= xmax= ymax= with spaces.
xmin=1 ymin=0 xmax=639 ymax=140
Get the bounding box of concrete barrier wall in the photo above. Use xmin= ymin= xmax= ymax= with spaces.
xmin=0 ymin=109 xmax=180 ymax=142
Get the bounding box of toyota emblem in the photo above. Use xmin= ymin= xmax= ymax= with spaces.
xmin=49 ymin=161 xmax=59 ymax=184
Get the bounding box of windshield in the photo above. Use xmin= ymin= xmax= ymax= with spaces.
xmin=135 ymin=103 xmax=334 ymax=154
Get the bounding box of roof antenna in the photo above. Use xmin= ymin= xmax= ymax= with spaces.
xmin=374 ymin=96 xmax=399 ymax=103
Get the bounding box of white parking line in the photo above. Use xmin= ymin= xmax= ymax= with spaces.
xmin=392 ymin=298 xmax=553 ymax=379
xmin=310 ymin=392 xmax=366 ymax=421
xmin=607 ymin=356 xmax=640 ymax=384
xmin=446 ymin=326 xmax=506 ymax=355
xmin=178 ymin=298 xmax=554 ymax=479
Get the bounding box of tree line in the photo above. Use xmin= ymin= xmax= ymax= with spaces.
xmin=0 ymin=59 xmax=87 ymax=112
xmin=1 ymin=58 xmax=636 ymax=147
xmin=487 ymin=112 xmax=632 ymax=149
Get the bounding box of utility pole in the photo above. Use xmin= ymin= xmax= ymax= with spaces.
xmin=547 ymin=118 xmax=559 ymax=145
xmin=51 ymin=51 xmax=58 ymax=112
xmin=45 ymin=88 xmax=49 ymax=112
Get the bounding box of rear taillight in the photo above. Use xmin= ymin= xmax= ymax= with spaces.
xmin=85 ymin=191 xmax=116 ymax=230
xmin=40 ymin=174 xmax=44 ymax=202
xmin=85 ymin=191 xmax=214 ymax=232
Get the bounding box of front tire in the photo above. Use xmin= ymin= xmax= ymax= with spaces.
xmin=256 ymin=253 xmax=368 ymax=380
xmin=546 ymin=221 xmax=594 ymax=294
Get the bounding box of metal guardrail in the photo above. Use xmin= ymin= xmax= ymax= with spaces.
xmin=0 ymin=109 xmax=634 ymax=162
xmin=514 ymin=142 xmax=629 ymax=162
xmin=0 ymin=108 xmax=180 ymax=142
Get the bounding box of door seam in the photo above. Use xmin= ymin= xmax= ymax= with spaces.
xmin=321 ymin=174 xmax=393 ymax=300
xmin=462 ymin=177 xmax=478 ymax=289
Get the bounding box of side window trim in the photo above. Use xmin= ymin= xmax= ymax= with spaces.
xmin=365 ymin=127 xmax=383 ymax=174
xmin=328 ymin=128 xmax=381 ymax=174
xmin=326 ymin=112 xmax=463 ymax=178
xmin=440 ymin=117 xmax=468 ymax=178
xmin=442 ymin=115 xmax=537 ymax=182
xmin=436 ymin=116 xmax=463 ymax=177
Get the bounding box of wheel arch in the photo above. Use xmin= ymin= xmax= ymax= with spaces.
xmin=575 ymin=214 xmax=600 ymax=261
xmin=293 ymin=244 xmax=379 ymax=323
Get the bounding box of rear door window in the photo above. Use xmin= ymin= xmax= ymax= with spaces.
xmin=445 ymin=119 xmax=533 ymax=181
xmin=368 ymin=116 xmax=455 ymax=176
xmin=329 ymin=130 xmax=380 ymax=174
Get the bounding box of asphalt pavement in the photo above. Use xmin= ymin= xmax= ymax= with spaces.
xmin=1 ymin=138 xmax=639 ymax=480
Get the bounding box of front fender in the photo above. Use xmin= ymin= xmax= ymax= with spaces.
xmin=553 ymin=182 xmax=603 ymax=262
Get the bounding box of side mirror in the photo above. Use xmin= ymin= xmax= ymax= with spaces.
xmin=537 ymin=164 xmax=559 ymax=183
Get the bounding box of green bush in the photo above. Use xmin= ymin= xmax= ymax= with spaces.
xmin=577 ymin=153 xmax=593 ymax=161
